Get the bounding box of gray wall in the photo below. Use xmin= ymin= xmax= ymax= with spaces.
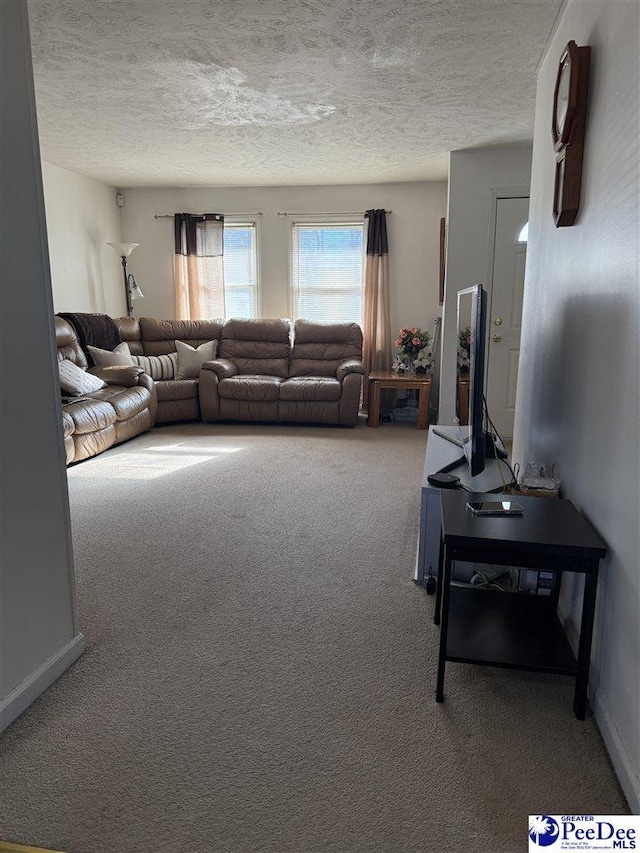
xmin=439 ymin=143 xmax=533 ymax=423
xmin=42 ymin=161 xmax=124 ymax=315
xmin=0 ymin=0 xmax=83 ymax=727
xmin=513 ymin=0 xmax=639 ymax=811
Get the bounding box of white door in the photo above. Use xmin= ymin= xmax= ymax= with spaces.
xmin=485 ymin=196 xmax=529 ymax=438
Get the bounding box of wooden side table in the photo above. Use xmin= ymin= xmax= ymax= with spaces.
xmin=367 ymin=371 xmax=431 ymax=429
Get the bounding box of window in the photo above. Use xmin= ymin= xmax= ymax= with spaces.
xmin=517 ymin=221 xmax=529 ymax=243
xmin=223 ymin=222 xmax=258 ymax=318
xmin=291 ymin=222 xmax=364 ymax=324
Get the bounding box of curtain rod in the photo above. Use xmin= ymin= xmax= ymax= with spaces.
xmin=154 ymin=212 xmax=263 ymax=219
xmin=154 ymin=210 xmax=390 ymax=219
xmin=277 ymin=210 xmax=392 ymax=217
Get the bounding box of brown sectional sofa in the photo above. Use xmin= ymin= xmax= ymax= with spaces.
xmin=55 ymin=316 xmax=156 ymax=464
xmin=57 ymin=315 xmax=364 ymax=464
xmin=115 ymin=316 xmax=364 ymax=427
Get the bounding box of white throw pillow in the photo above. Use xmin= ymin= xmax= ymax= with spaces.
xmin=175 ymin=339 xmax=218 ymax=379
xmin=131 ymin=352 xmax=178 ymax=381
xmin=87 ymin=341 xmax=134 ymax=367
xmin=59 ymin=359 xmax=106 ymax=396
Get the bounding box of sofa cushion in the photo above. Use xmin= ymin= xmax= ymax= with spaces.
xmin=175 ymin=339 xmax=218 ymax=379
xmin=87 ymin=341 xmax=134 ymax=367
xmin=131 ymin=352 xmax=178 ymax=380
xmin=113 ymin=317 xmax=144 ymax=356
xmin=219 ymin=318 xmax=292 ymax=378
xmin=289 ymin=320 xmax=363 ymax=377
xmin=55 ymin=316 xmax=89 ymax=369
xmin=89 ymin=385 xmax=152 ymax=421
xmin=280 ymin=377 xmax=342 ymax=402
xmin=63 ymin=398 xmax=117 ymax=434
xmin=139 ymin=318 xmax=223 ymax=356
xmin=218 ymin=375 xmax=282 ymax=402
xmin=59 ymin=359 xmax=107 ymax=396
xmin=156 ymin=379 xmax=199 ymax=402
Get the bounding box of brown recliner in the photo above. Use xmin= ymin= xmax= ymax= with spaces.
xmin=280 ymin=320 xmax=364 ymax=425
xmin=200 ymin=318 xmax=292 ymax=423
xmin=200 ymin=318 xmax=364 ymax=425
xmin=55 ymin=316 xmax=156 ymax=464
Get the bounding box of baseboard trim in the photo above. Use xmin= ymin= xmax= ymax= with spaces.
xmin=557 ymin=600 xmax=638 ymax=811
xmin=592 ymin=690 xmax=640 ymax=813
xmin=0 ymin=633 xmax=85 ymax=732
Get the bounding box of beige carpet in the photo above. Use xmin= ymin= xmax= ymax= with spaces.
xmin=0 ymin=421 xmax=628 ymax=852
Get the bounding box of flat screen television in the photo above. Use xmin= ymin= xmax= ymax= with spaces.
xmin=457 ymin=283 xmax=488 ymax=476
xmin=436 ymin=282 xmax=506 ymax=478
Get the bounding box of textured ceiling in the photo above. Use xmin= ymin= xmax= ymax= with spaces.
xmin=27 ymin=0 xmax=564 ymax=187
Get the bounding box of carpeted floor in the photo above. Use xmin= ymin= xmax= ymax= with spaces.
xmin=0 ymin=421 xmax=628 ymax=852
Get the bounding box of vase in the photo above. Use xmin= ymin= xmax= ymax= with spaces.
xmin=394 ymin=356 xmax=411 ymax=373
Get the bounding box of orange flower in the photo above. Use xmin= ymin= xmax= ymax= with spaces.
xmin=410 ymin=327 xmax=417 ymax=335
xmin=412 ymin=336 xmax=420 ymax=346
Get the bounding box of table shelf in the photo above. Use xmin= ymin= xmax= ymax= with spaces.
xmin=446 ymin=586 xmax=578 ymax=675
xmin=435 ymin=491 xmax=607 ymax=718
xmin=367 ymin=371 xmax=431 ymax=429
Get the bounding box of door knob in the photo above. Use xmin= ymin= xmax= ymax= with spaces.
xmin=494 ymin=317 xmax=503 ymax=325
xmin=492 ymin=334 xmax=502 ymax=343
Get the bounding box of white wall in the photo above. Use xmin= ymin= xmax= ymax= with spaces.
xmin=513 ymin=0 xmax=639 ymax=811
xmin=42 ymin=162 xmax=124 ymax=315
xmin=439 ymin=143 xmax=533 ymax=422
xmin=1 ymin=0 xmax=83 ymax=729
xmin=120 ymin=182 xmax=447 ymax=338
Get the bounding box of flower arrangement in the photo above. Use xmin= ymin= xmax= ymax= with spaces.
xmin=457 ymin=325 xmax=471 ymax=373
xmin=392 ymin=327 xmax=433 ymax=373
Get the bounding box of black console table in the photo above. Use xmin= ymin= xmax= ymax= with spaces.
xmin=435 ymin=491 xmax=607 ymax=719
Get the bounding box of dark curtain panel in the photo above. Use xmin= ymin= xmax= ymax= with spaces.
xmin=365 ymin=208 xmax=389 ymax=256
xmin=174 ymin=213 xmax=225 ymax=320
xmin=363 ymin=208 xmax=391 ymax=410
xmin=174 ymin=213 xmax=224 ymax=256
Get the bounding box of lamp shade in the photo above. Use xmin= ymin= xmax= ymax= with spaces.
xmin=127 ymin=274 xmax=144 ymax=301
xmin=107 ymin=241 xmax=139 ymax=258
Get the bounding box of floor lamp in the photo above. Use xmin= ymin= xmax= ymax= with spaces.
xmin=107 ymin=242 xmax=144 ymax=317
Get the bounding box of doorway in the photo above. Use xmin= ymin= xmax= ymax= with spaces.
xmin=485 ymin=196 xmax=529 ymax=439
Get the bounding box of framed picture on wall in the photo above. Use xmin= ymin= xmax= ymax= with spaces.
xmin=439 ymin=217 xmax=446 ymax=305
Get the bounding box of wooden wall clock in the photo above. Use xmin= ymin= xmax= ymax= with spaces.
xmin=552 ymin=40 xmax=591 ymax=227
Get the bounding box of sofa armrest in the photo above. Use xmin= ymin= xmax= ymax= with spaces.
xmin=137 ymin=373 xmax=157 ymax=426
xmin=88 ymin=365 xmax=145 ymax=387
xmin=137 ymin=372 xmax=155 ymax=393
xmin=336 ymin=359 xmax=365 ymax=381
xmin=201 ymin=358 xmax=238 ymax=380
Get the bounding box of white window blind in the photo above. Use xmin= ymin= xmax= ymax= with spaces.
xmin=291 ymin=222 xmax=364 ymax=324
xmin=223 ymin=223 xmax=258 ymax=319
